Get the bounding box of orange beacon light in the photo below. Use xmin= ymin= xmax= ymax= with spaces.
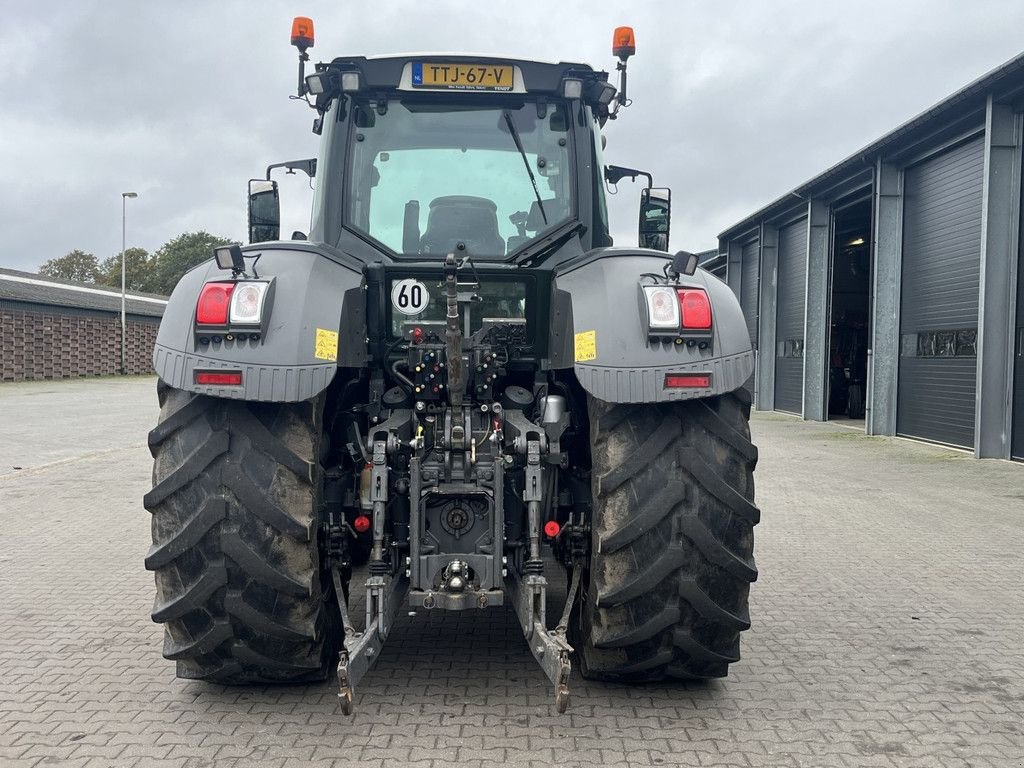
xmin=291 ymin=17 xmax=315 ymax=51
xmin=612 ymin=26 xmax=635 ymax=60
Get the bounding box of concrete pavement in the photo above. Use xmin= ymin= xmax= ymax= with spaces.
xmin=0 ymin=378 xmax=1022 ymax=767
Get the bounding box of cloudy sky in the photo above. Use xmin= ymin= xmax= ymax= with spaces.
xmin=2 ymin=1 xmax=1023 ymax=273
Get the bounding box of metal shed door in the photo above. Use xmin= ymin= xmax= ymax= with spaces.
xmin=897 ymin=136 xmax=984 ymax=448
xmin=739 ymin=238 xmax=760 ymax=346
xmin=774 ymin=218 xmax=808 ymax=413
xmin=1013 ymin=232 xmax=1024 ymax=460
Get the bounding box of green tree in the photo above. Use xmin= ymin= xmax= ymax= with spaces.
xmin=97 ymin=247 xmax=152 ymax=293
xmin=148 ymin=231 xmax=232 ymax=295
xmin=39 ymin=250 xmax=99 ymax=283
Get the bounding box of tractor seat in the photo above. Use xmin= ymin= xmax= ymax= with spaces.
xmin=419 ymin=196 xmax=505 ymax=256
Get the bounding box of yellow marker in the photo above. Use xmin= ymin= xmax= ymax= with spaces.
xmin=574 ymin=330 xmax=597 ymax=362
xmin=314 ymin=328 xmax=339 ymax=361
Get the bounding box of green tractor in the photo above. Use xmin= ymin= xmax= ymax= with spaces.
xmin=144 ymin=19 xmax=759 ymax=713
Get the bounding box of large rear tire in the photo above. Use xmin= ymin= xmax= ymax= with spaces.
xmin=578 ymin=390 xmax=759 ymax=681
xmin=144 ymin=384 xmax=339 ymax=683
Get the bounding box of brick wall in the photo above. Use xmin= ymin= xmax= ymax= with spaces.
xmin=0 ymin=306 xmax=160 ymax=382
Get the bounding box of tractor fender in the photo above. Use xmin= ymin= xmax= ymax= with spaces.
xmin=152 ymin=242 xmax=365 ymax=402
xmin=554 ymin=248 xmax=754 ymax=403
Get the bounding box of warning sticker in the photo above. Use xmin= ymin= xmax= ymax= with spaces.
xmin=574 ymin=330 xmax=597 ymax=362
xmin=314 ymin=328 xmax=339 ymax=362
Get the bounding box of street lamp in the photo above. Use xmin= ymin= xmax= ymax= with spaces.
xmin=121 ymin=191 xmax=138 ymax=375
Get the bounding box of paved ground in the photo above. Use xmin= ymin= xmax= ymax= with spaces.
xmin=1 ymin=377 xmax=1022 ymax=768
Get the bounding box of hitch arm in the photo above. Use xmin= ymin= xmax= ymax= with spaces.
xmin=508 ymin=565 xmax=581 ymax=713
xmin=333 ymin=567 xmax=408 ymax=715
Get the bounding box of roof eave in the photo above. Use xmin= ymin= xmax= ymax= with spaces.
xmin=718 ymin=50 xmax=1024 ymax=241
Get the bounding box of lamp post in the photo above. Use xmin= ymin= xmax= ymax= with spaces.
xmin=121 ymin=192 xmax=138 ymax=375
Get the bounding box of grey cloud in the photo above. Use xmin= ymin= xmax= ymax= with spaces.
xmin=1 ymin=1 xmax=1022 ymax=270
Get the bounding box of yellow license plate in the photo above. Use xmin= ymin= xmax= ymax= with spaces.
xmin=412 ymin=62 xmax=514 ymax=91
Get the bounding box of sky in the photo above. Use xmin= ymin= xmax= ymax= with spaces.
xmin=2 ymin=0 xmax=1023 ymax=273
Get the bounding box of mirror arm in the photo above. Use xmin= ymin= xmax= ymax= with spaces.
xmin=604 ymin=164 xmax=652 ymax=188
xmin=265 ymin=158 xmax=317 ymax=181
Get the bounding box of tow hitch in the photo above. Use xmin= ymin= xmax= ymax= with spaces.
xmin=333 ymin=562 xmax=582 ymax=714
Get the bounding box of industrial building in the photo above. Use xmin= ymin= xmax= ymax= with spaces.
xmin=0 ymin=268 xmax=166 ymax=382
xmin=716 ymin=53 xmax=1024 ymax=461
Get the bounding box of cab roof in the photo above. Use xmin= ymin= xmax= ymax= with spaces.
xmin=324 ymin=54 xmax=606 ymax=94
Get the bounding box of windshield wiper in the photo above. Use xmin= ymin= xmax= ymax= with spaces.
xmin=503 ymin=111 xmax=548 ymax=227
xmin=513 ymin=220 xmax=584 ymax=267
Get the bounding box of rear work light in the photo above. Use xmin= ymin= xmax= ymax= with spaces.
xmin=665 ymin=373 xmax=711 ymax=389
xmin=195 ymin=370 xmax=243 ymax=386
xmin=677 ymin=289 xmax=712 ymax=330
xmin=196 ymin=282 xmax=235 ymax=325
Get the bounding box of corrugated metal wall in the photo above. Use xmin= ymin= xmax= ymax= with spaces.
xmin=1014 ymin=215 xmax=1024 ymax=459
xmin=774 ymin=218 xmax=808 ymax=413
xmin=739 ymin=238 xmax=760 ymax=346
xmin=897 ymin=136 xmax=985 ymax=448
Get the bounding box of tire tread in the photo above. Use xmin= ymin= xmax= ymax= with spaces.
xmin=580 ymin=391 xmax=759 ymax=682
xmin=144 ymin=385 xmax=337 ymax=684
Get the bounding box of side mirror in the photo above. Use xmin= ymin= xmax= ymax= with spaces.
xmin=639 ymin=186 xmax=671 ymax=251
xmin=248 ymin=179 xmax=280 ymax=244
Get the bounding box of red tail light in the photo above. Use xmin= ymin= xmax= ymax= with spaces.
xmin=195 ymin=370 xmax=242 ymax=386
xmin=544 ymin=520 xmax=561 ymax=538
xmin=196 ymin=282 xmax=235 ymax=325
xmin=665 ymin=373 xmax=711 ymax=389
xmin=677 ymin=289 xmax=712 ymax=330
xmin=353 ymin=515 xmax=371 ymax=533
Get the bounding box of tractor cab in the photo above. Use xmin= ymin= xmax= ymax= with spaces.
xmin=248 ymin=23 xmax=673 ymax=265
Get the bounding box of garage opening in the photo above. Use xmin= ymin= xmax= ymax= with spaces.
xmin=827 ymin=198 xmax=872 ymax=427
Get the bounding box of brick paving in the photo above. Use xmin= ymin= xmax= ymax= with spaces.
xmin=1 ymin=378 xmax=1022 ymax=767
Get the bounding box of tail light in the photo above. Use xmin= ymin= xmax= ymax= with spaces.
xmin=196 ymin=280 xmax=271 ymax=328
xmin=677 ymin=289 xmax=712 ymax=330
xmin=641 ymin=284 xmax=713 ymax=336
xmin=196 ymin=283 xmax=235 ymax=325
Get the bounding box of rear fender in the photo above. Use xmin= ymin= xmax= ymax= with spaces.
xmin=153 ymin=243 xmax=365 ymax=401
xmin=554 ymin=248 xmax=753 ymax=403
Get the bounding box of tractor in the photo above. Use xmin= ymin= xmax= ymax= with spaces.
xmin=144 ymin=19 xmax=759 ymax=713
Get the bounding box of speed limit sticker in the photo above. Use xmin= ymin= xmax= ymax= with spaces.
xmin=391 ymin=278 xmax=430 ymax=315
